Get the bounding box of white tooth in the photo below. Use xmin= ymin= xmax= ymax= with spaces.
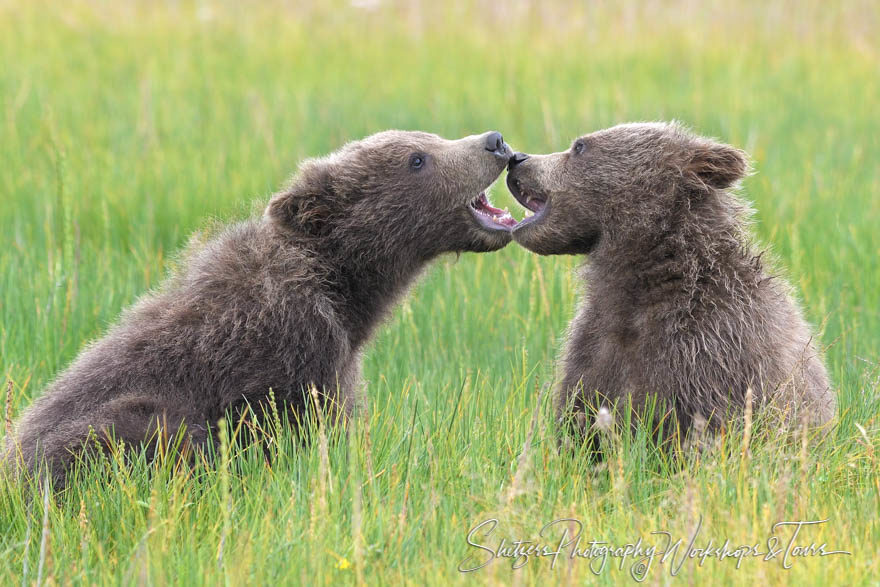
xmin=525 ymin=210 xmax=534 ymax=217
xmin=492 ymin=215 xmax=499 ymax=222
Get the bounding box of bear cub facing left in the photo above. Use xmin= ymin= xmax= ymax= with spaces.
xmin=507 ymin=122 xmax=835 ymax=441
xmin=5 ymin=130 xmax=517 ymax=489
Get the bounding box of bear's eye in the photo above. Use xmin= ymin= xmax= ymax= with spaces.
xmin=409 ymin=153 xmax=426 ymax=169
xmin=572 ymin=141 xmax=586 ymax=155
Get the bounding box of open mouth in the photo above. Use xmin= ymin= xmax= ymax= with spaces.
xmin=507 ymin=178 xmax=548 ymax=229
xmin=468 ymin=191 xmax=517 ymax=231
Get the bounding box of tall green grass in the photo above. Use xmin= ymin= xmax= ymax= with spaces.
xmin=1 ymin=1 xmax=878 ymax=584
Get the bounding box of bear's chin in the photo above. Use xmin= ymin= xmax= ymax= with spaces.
xmin=448 ymin=228 xmax=511 ymax=254
xmin=512 ymin=224 xmax=600 ymax=256
xmin=473 ymin=231 xmax=513 ymax=252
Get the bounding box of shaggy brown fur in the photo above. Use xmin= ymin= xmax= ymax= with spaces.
xmin=4 ymin=130 xmax=516 ymax=488
xmin=507 ymin=122 xmax=835 ymax=439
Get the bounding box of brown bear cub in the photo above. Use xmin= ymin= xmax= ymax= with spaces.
xmin=5 ymin=130 xmax=518 ymax=488
xmin=506 ymin=122 xmax=835 ymax=443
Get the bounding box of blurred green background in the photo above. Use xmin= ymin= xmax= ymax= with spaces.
xmin=1 ymin=1 xmax=878 ymax=584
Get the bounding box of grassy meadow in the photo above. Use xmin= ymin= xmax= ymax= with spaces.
xmin=1 ymin=0 xmax=879 ymax=584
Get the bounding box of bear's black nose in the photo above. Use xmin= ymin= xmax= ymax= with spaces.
xmin=485 ymin=131 xmax=505 ymax=153
xmin=508 ymin=152 xmax=529 ymax=168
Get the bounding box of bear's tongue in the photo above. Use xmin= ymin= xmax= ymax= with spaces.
xmin=470 ymin=192 xmax=517 ymax=228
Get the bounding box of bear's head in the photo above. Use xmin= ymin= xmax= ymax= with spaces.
xmin=267 ymin=130 xmax=516 ymax=257
xmin=507 ymin=122 xmax=749 ymax=256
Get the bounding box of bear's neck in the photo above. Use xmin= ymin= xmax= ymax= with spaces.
xmin=587 ymin=194 xmax=765 ymax=312
xmin=324 ymin=237 xmax=433 ymax=351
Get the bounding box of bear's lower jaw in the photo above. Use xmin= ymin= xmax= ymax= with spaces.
xmin=507 ymin=175 xmax=548 ymax=230
xmin=468 ymin=192 xmax=517 ymax=231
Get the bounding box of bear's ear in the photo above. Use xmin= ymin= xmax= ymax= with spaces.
xmin=685 ymin=139 xmax=749 ymax=191
xmin=266 ymin=162 xmax=336 ymax=235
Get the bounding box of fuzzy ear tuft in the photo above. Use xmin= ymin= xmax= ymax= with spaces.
xmin=686 ymin=139 xmax=749 ymax=190
xmin=266 ymin=162 xmax=335 ymax=235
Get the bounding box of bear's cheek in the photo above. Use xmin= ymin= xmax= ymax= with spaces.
xmin=561 ymin=187 xmax=606 ymax=223
xmin=531 ymin=194 xmax=600 ymax=254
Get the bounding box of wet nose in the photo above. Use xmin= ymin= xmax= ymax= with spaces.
xmin=508 ymin=152 xmax=529 ymax=168
xmin=485 ymin=131 xmax=505 ymax=153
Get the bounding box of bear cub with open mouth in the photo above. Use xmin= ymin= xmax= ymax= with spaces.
xmin=5 ymin=130 xmax=516 ymax=489
xmin=507 ymin=122 xmax=835 ymax=441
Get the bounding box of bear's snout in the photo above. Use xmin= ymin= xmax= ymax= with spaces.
xmin=508 ymin=152 xmax=529 ymax=168
xmin=483 ymin=131 xmax=511 ymax=158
